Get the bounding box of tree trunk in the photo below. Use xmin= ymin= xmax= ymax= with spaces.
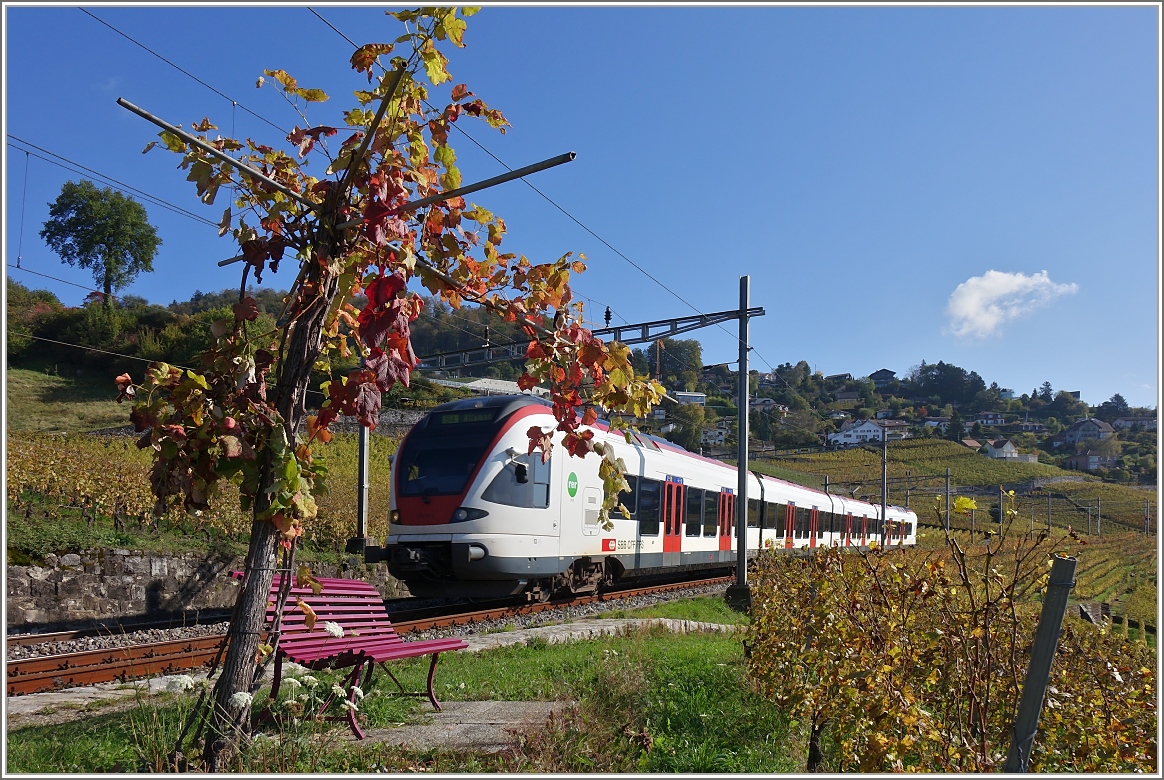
xmin=104 ymin=268 xmax=113 ymax=309
xmin=201 ymin=230 xmax=342 ymax=770
xmin=807 ymin=717 xmax=826 ymax=772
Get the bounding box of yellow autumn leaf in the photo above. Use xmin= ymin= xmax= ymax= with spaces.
xmin=296 ymin=598 xmax=317 ymax=631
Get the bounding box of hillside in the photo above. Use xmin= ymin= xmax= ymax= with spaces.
xmin=746 ymin=439 xmax=1156 ymax=533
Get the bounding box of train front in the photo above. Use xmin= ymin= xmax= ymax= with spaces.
xmin=369 ymin=395 xmax=563 ymax=599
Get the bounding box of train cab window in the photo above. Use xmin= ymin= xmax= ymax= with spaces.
xmin=482 ymin=454 xmax=551 ymax=509
xmin=610 ymin=474 xmax=638 ymax=519
xmin=686 ymin=488 xmax=703 ymax=536
xmin=702 ymin=490 xmax=718 ymax=537
xmin=747 ymin=498 xmax=761 ymax=529
xmin=637 ymin=478 xmax=661 ymax=536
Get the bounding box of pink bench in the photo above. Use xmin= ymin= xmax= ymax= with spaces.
xmin=233 ymin=572 xmax=467 ymax=739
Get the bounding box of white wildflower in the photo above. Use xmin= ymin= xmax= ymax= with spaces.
xmin=167 ymin=674 xmax=196 ymax=692
xmin=324 ymin=621 xmax=344 ymax=638
xmin=301 ymin=675 xmax=319 ymax=688
xmin=350 ymin=686 xmax=365 ymax=700
xmin=281 ymin=677 xmax=302 ymax=692
xmin=229 ymin=691 xmax=253 ymax=709
xmin=339 ymin=699 xmax=358 ymax=712
xmin=331 ymin=683 xmax=347 ymax=698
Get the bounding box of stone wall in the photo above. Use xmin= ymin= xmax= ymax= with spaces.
xmin=6 ymin=547 xmax=404 ymax=630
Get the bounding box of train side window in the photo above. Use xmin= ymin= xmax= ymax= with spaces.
xmin=765 ymin=502 xmax=779 ymax=530
xmin=818 ymin=511 xmax=828 ymax=538
xmin=686 ymin=488 xmax=703 ymax=536
xmin=703 ymin=490 xmax=718 ymax=537
xmin=482 ymin=454 xmax=550 ymax=509
xmin=774 ymin=503 xmax=787 ymax=535
xmin=611 ymin=475 xmax=638 ymax=519
xmin=747 ymin=498 xmax=761 ymax=528
xmin=637 ymin=478 xmax=661 ymax=536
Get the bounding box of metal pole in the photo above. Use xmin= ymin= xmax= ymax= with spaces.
xmin=116 ymin=97 xmax=319 ymax=211
xmin=1087 ymin=504 xmax=1092 ymax=536
xmin=1097 ymin=497 xmax=1101 ymax=536
xmin=727 ymin=276 xmax=751 ymax=611
xmin=357 ymin=417 xmax=371 ymax=542
xmin=945 ymin=468 xmax=951 ymax=532
xmin=1047 ymin=493 xmax=1052 ymax=531
xmin=1004 ymin=555 xmax=1078 ymax=772
xmin=880 ymin=432 xmax=888 ymax=546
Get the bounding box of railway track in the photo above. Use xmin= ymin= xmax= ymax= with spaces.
xmin=6 ymin=576 xmax=731 ymax=696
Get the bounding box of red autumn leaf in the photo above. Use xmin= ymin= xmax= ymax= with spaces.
xmin=365 ymin=273 xmax=407 ymax=308
xmin=350 ymin=42 xmax=395 ymax=80
xmin=363 ymin=201 xmax=409 ymax=246
xmin=233 ymin=296 xmax=259 ymax=321
xmin=563 ymin=429 xmax=595 ymax=458
xmin=582 ymin=407 xmax=598 ymax=426
xmin=451 ymin=83 xmax=472 ymax=101
xmin=517 ymin=373 xmax=539 ymax=391
xmin=129 ymin=406 xmax=156 ymax=432
xmin=526 ymin=425 xmax=554 ymax=463
xmin=114 ymin=373 xmax=135 ymax=404
xmin=353 ymin=382 xmax=381 ymax=429
xmin=366 ymin=346 xmax=414 ymax=391
xmin=525 ymin=341 xmax=549 ymax=360
xmin=220 ymin=435 xmax=243 ymax=458
xmin=306 ymin=414 xmax=333 ymax=444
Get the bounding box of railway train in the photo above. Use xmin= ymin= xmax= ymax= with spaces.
xmin=366 ymin=394 xmax=918 ymax=601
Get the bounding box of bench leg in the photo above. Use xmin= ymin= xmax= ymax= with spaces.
xmin=425 ymin=652 xmax=442 ymax=712
xmin=342 ymin=662 xmax=367 ymax=741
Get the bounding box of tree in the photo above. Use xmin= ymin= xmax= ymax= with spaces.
xmin=120 ymin=8 xmax=662 ymax=767
xmin=667 ymin=401 xmax=707 ymax=451
xmin=1040 ymin=381 xmax=1054 ymax=402
xmin=40 ymin=180 xmax=161 ymax=308
xmin=946 ymin=409 xmax=965 ymax=441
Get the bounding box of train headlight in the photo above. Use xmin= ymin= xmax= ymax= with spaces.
xmin=451 ymin=507 xmax=489 ymax=522
xmin=389 ymin=509 xmax=402 ymax=524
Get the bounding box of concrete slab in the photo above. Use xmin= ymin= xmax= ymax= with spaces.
xmin=354 ymin=700 xmax=576 ymax=753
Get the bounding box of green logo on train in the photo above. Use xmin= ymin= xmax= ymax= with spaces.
xmin=567 ymin=472 xmax=579 ymax=497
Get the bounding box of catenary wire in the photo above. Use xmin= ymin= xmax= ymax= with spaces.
xmin=78 ymin=8 xmax=288 ymax=136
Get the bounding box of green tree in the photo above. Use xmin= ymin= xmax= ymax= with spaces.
xmin=667 ymin=401 xmax=707 ymax=451
xmin=39 ymin=180 xmax=161 ymax=308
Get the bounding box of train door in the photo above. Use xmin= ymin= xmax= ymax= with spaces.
xmin=718 ymin=491 xmax=734 ymax=552
xmin=809 ymin=508 xmax=819 ymax=549
xmin=784 ymin=502 xmax=795 ymax=549
xmin=860 ymin=515 xmax=868 ymax=547
xmin=581 ymin=487 xmax=602 ymax=537
xmin=662 ymin=479 xmax=685 ymax=567
xmin=845 ymin=513 xmax=853 ymax=547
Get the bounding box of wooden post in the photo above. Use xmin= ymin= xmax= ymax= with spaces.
xmin=1004 ymin=555 xmax=1077 ymax=772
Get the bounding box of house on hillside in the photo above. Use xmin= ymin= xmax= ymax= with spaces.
xmin=923 ymin=416 xmax=952 ymax=433
xmin=961 ymin=438 xmax=983 ymax=450
xmin=1113 ymin=417 xmax=1157 ymax=431
xmin=1009 ymin=420 xmax=1048 ymax=434
xmin=824 ymin=373 xmax=853 ymax=383
xmin=874 ymin=409 xmax=894 ymax=419
xmin=673 ymin=391 xmax=707 ymax=406
xmin=982 ymin=439 xmax=1019 ymax=459
xmin=834 ymin=390 xmax=862 ymax=404
xmin=973 ymin=411 xmax=1006 ymax=427
xmin=869 ymin=368 xmax=896 ymax=389
xmin=829 ymin=410 xmax=851 ymax=421
xmin=1063 ymin=451 xmax=1118 ymax=472
xmin=827 ymin=419 xmax=911 ymax=446
xmin=1058 ymin=418 xmax=1115 ymax=447
xmin=749 ymin=397 xmax=788 ymax=415
xmin=701 ymin=427 xmax=727 ymax=446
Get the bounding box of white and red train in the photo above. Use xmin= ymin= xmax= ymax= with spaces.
xmin=370 ymin=394 xmax=918 ymax=601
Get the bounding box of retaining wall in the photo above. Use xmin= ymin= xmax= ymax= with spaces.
xmin=5 ymin=547 xmax=403 ymax=629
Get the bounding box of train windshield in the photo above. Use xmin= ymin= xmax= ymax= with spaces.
xmin=396 ymin=411 xmax=500 ymax=498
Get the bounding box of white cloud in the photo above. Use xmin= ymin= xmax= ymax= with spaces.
xmin=944 ymin=270 xmax=1078 ymax=340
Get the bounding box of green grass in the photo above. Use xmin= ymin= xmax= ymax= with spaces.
xmin=6 ymin=627 xmax=798 ymax=774
xmin=601 ymin=594 xmax=750 ymax=625
xmin=5 ymin=365 xmax=132 ymax=433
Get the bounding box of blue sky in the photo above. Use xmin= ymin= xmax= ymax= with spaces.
xmin=4 ymin=4 xmax=1160 ymax=408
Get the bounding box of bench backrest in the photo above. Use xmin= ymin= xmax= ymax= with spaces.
xmin=229 ymin=571 xmax=401 ymax=649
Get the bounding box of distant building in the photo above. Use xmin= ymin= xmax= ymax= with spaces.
xmin=1063 ymin=451 xmax=1118 ymax=472
xmin=701 ymin=427 xmax=727 ymax=446
xmin=824 ymin=373 xmax=853 ymax=383
xmin=961 ymin=438 xmax=983 ymax=450
xmin=874 ymin=409 xmax=894 ymax=419
xmin=982 ymin=439 xmax=1019 ymax=460
xmin=1061 ymin=418 xmax=1115 ymax=447
xmin=1009 ymin=420 xmax=1048 ymax=434
xmin=673 ymin=391 xmax=707 ymax=406
xmin=868 ymin=368 xmax=896 ymax=389
xmin=834 ymin=390 xmax=862 ymax=403
xmin=924 ymin=416 xmax=952 ymax=433
xmin=999 ymin=388 xmax=1016 ymax=400
xmin=973 ymin=412 xmax=1006 ymax=426
xmin=1113 ymin=417 xmax=1157 ymax=431
xmin=827 ymin=419 xmax=911 ymax=446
